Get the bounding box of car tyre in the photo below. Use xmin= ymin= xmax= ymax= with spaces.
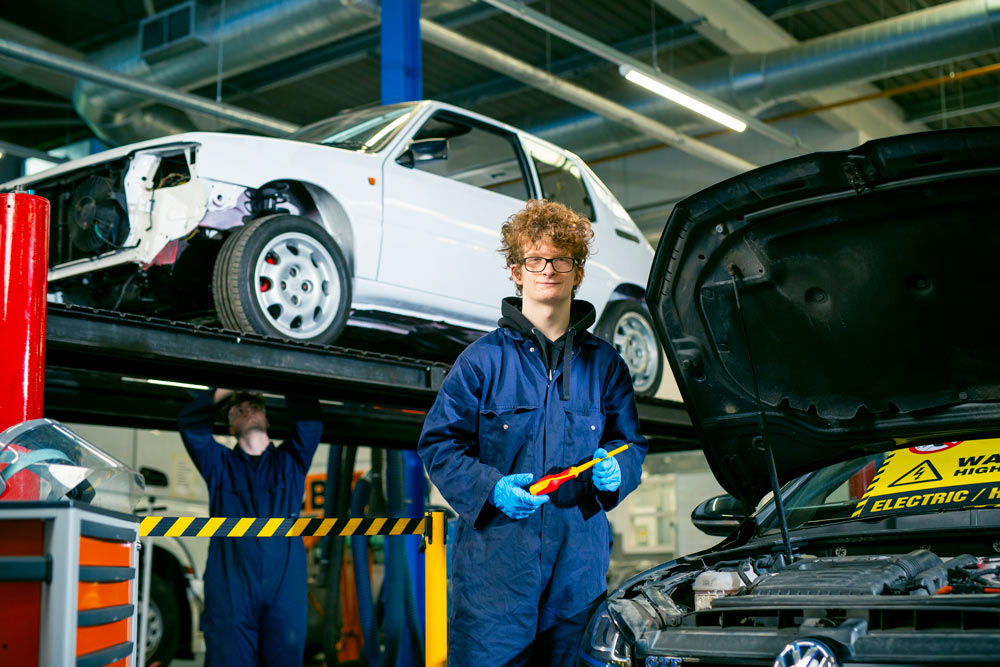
xmin=142 ymin=571 xmax=180 ymax=667
xmin=213 ymin=215 xmax=351 ymax=345
xmin=596 ymin=299 xmax=663 ymax=397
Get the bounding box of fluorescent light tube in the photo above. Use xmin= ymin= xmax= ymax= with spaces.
xmin=145 ymin=379 xmax=211 ymax=390
xmin=621 ymin=66 xmax=747 ymax=133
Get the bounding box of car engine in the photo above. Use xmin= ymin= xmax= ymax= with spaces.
xmin=596 ymin=549 xmax=1000 ymax=665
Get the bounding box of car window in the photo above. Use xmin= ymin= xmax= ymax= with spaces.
xmin=525 ymin=139 xmax=595 ymax=220
xmin=408 ymin=114 xmax=530 ymax=200
xmin=289 ymin=103 xmax=417 ymax=152
xmin=753 ymin=453 xmax=885 ymax=536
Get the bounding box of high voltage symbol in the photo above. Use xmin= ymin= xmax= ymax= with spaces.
xmin=889 ymin=460 xmax=943 ymax=487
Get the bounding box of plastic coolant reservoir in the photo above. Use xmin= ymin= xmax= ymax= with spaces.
xmin=692 ymin=570 xmax=749 ymax=611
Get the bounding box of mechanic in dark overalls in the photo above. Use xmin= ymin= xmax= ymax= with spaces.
xmin=178 ymin=389 xmax=322 ymax=666
xmin=418 ymin=199 xmax=648 ymax=665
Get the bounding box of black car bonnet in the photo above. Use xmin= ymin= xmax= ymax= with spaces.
xmin=647 ymin=128 xmax=1000 ymax=506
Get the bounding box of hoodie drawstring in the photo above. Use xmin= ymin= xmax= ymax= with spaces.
xmin=561 ymin=327 xmax=574 ymax=401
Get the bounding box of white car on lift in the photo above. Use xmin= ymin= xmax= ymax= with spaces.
xmin=4 ymin=100 xmax=662 ymax=394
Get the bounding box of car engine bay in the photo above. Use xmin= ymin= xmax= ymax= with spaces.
xmin=597 ymin=543 xmax=1000 ymax=665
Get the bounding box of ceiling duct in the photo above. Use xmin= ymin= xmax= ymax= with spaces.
xmin=73 ymin=0 xmax=379 ymax=144
xmin=72 ymin=0 xmax=468 ymax=145
xmin=534 ymin=0 xmax=1000 ymax=157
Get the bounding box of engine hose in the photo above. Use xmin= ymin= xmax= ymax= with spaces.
xmin=351 ymin=476 xmax=381 ymax=666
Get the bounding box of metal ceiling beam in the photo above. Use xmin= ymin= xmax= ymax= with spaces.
xmin=419 ymin=19 xmax=756 ymax=173
xmin=478 ymin=0 xmax=806 ymax=150
xmin=0 ymin=36 xmax=299 ymax=137
xmin=656 ymin=0 xmax=792 ymax=54
xmin=0 ymin=139 xmax=69 ymax=162
xmin=0 ymin=18 xmax=83 ymax=98
xmin=538 ymin=0 xmax=1000 ymax=159
xmin=656 ymin=0 xmax=914 ymax=138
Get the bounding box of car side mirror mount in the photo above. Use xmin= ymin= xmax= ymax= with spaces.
xmin=397 ymin=137 xmax=448 ymax=168
xmin=691 ymin=493 xmax=748 ymax=536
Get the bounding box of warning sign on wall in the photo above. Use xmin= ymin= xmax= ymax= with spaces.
xmin=853 ymin=439 xmax=1000 ymax=518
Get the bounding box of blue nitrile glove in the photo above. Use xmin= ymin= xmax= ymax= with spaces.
xmin=592 ymin=447 xmax=622 ymax=492
xmin=490 ymin=473 xmax=549 ymax=520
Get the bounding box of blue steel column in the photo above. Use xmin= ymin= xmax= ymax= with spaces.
xmin=380 ymin=0 xmax=422 ymax=103
xmin=382 ymin=4 xmax=424 ymax=666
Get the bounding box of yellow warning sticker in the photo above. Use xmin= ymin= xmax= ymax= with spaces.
xmin=853 ymin=439 xmax=1000 ymax=518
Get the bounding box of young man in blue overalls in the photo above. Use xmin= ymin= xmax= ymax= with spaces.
xmin=419 ymin=199 xmax=648 ymax=665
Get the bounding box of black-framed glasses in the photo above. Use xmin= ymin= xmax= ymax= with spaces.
xmin=520 ymin=256 xmax=578 ymax=273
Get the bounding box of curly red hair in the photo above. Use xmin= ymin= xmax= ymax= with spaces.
xmin=500 ymin=199 xmax=593 ymax=296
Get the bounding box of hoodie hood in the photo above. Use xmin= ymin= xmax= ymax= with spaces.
xmin=499 ymin=297 xmax=597 ymax=400
xmin=498 ymin=297 xmax=597 ymax=335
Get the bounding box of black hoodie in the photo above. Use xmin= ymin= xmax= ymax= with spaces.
xmin=497 ymin=297 xmax=597 ymax=400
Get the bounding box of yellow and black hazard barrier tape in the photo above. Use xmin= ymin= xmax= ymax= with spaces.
xmin=139 ymin=516 xmax=425 ymax=538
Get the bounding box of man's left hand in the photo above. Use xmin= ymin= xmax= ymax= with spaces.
xmin=592 ymin=447 xmax=621 ymax=492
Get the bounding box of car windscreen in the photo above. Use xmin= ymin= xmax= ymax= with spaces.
xmin=755 ymin=438 xmax=1000 ymax=536
xmin=288 ymin=103 xmax=418 ymax=153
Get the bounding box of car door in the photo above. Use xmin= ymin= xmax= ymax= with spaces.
xmin=380 ymin=109 xmax=534 ymax=322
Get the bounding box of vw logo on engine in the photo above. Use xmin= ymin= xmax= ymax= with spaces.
xmin=773 ymin=639 xmax=839 ymax=667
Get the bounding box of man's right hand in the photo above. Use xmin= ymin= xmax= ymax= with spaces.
xmin=490 ymin=473 xmax=549 ymax=520
xmin=212 ymin=388 xmax=235 ymax=404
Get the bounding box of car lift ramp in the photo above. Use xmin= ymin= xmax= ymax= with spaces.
xmin=43 ymin=304 xmax=696 ymax=451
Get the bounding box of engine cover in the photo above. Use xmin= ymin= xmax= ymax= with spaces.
xmin=752 ymin=550 xmax=945 ymax=596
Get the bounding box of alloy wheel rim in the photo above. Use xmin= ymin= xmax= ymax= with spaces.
xmin=611 ymin=311 xmax=659 ymax=393
xmin=142 ymin=598 xmax=163 ymax=654
xmin=253 ymin=231 xmax=341 ymax=339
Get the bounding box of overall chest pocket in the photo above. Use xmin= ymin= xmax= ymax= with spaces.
xmin=562 ymin=406 xmax=605 ymax=462
xmin=544 ymin=406 xmax=606 ymax=509
xmin=478 ymin=405 xmax=538 ymax=474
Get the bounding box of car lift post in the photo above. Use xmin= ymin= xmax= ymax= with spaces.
xmin=0 ymin=191 xmax=49 ymax=433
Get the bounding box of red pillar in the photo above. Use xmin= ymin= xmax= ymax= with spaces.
xmin=0 ymin=193 xmax=50 ymax=433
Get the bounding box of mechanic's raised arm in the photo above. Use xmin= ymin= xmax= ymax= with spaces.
xmin=283 ymin=395 xmax=323 ymax=473
xmin=418 ymin=354 xmax=504 ymax=528
xmin=177 ymin=388 xmax=228 ymax=486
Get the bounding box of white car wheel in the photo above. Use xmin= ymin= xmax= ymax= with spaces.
xmin=597 ymin=300 xmax=663 ymax=397
xmin=213 ymin=215 xmax=351 ymax=345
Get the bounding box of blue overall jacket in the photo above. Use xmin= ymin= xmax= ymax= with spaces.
xmin=418 ymin=299 xmax=648 ymax=665
xmin=178 ymin=392 xmax=321 ymax=667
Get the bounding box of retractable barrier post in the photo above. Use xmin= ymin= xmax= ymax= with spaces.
xmin=424 ymin=510 xmax=447 ymax=666
xmin=139 ymin=511 xmax=450 ymax=663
